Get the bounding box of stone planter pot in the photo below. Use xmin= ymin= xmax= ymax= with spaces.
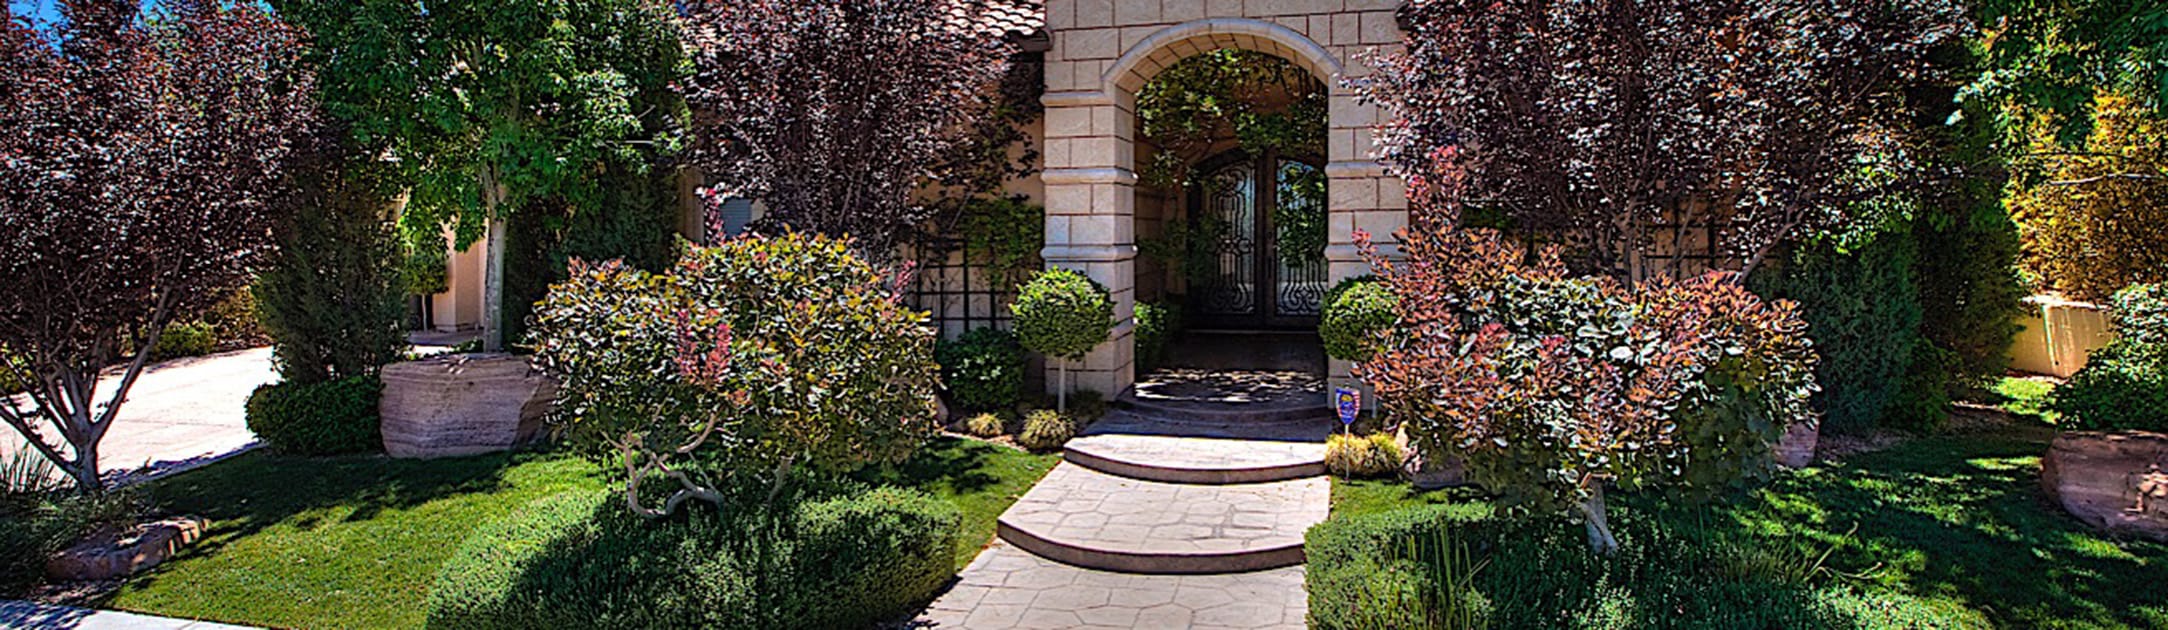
xmin=2041 ymin=430 xmax=2168 ymax=541
xmin=1776 ymin=420 xmax=1820 ymax=469
xmin=380 ymin=353 xmax=557 ymax=459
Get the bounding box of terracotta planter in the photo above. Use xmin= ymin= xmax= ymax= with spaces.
xmin=379 ymin=353 xmax=557 ymax=459
xmin=2042 ymin=430 xmax=2168 ymax=541
xmin=1776 ymin=420 xmax=1820 ymax=469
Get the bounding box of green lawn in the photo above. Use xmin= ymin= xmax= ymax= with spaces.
xmin=102 ymin=437 xmax=1056 ymax=629
xmin=855 ymin=436 xmax=1063 ymax=569
xmin=1326 ymin=421 xmax=2168 ymax=629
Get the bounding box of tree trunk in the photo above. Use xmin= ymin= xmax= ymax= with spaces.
xmin=1579 ymin=485 xmax=1620 ymax=555
xmin=482 ymin=217 xmax=507 ymax=352
xmin=480 ymin=170 xmax=508 ymax=353
xmin=67 ymin=440 xmax=97 ymax=493
xmin=1057 ymin=359 xmax=1068 ymax=414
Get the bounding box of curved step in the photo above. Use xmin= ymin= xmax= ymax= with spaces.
xmin=1119 ymin=394 xmax=1335 ymax=425
xmin=1064 ymin=433 xmax=1324 ymax=484
xmin=995 ymin=463 xmax=1329 ymax=575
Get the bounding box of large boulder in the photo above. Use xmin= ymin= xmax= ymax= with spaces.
xmin=380 ymin=353 xmax=557 ymax=459
xmin=2041 ymin=430 xmax=2168 ymax=541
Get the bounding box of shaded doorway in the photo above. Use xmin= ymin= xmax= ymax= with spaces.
xmin=1185 ymin=151 xmax=1330 ymax=331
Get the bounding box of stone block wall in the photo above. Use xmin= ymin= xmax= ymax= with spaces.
xmin=1041 ymin=1 xmax=1408 ymax=395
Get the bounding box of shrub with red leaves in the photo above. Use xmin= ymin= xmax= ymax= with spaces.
xmin=0 ymin=0 xmax=318 ymax=491
xmin=1357 ymin=154 xmax=1818 ymax=554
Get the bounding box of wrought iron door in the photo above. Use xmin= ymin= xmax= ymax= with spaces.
xmin=1189 ymin=152 xmax=1329 ymax=329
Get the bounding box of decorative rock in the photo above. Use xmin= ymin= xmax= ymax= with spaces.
xmin=380 ymin=353 xmax=557 ymax=459
xmin=1776 ymin=420 xmax=1820 ymax=469
xmin=2042 ymin=430 xmax=2168 ymax=541
xmin=46 ymin=517 xmax=205 ymax=582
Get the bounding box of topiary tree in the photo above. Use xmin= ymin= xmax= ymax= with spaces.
xmin=1012 ymin=269 xmax=1114 ymax=413
xmin=1320 ymin=280 xmax=1398 ymax=362
xmin=529 ymin=233 xmax=940 ymax=518
xmin=678 ymin=0 xmax=1016 ymax=257
xmin=0 ymin=0 xmax=319 ymax=491
xmin=1358 ymin=164 xmax=1819 ymax=555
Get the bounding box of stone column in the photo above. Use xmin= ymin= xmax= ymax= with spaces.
xmin=1041 ymin=85 xmax=1138 ymax=397
xmin=1323 ymin=45 xmax=1406 ymax=408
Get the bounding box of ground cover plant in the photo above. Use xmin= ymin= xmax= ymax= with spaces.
xmin=1313 ymin=421 xmax=2168 ymax=629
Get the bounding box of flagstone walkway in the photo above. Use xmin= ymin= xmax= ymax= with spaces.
xmin=914 ymin=373 xmax=1338 ymax=629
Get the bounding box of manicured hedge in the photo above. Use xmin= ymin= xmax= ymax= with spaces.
xmin=1320 ymin=280 xmax=1396 ymax=362
xmin=426 ymin=487 xmax=961 ymax=630
xmin=244 ymin=376 xmax=382 ymax=455
xmin=935 ymin=327 xmax=1026 ymax=413
xmin=1306 ymin=505 xmax=1991 ymax=629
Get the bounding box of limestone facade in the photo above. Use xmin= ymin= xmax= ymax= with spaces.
xmin=1038 ymin=1 xmax=1408 ymax=395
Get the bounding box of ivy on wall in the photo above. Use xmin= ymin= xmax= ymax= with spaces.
xmin=959 ymin=196 xmax=1047 ymax=290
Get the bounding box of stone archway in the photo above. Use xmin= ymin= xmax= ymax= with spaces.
xmin=1040 ymin=8 xmax=1406 ymax=396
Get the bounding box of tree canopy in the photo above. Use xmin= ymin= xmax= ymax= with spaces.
xmin=1365 ymin=0 xmax=1965 ymax=281
xmin=0 ymin=0 xmax=319 ymax=490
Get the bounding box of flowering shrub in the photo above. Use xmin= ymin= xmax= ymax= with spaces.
xmin=1358 ymin=174 xmax=1818 ymax=553
xmin=529 ymin=233 xmax=939 ymax=517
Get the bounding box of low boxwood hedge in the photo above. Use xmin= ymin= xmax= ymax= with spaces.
xmin=245 ymin=376 xmax=382 ymax=455
xmin=426 ymin=486 xmax=961 ymax=630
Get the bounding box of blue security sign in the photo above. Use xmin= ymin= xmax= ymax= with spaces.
xmin=1335 ymin=387 xmax=1360 ymax=426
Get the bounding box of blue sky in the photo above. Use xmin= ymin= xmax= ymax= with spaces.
xmin=8 ymin=1 xmax=165 ymax=27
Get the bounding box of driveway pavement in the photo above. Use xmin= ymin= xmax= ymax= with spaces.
xmin=2 ymin=348 xmax=276 ymax=485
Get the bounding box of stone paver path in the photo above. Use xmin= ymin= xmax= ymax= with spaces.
xmin=916 ymin=369 xmax=1337 ymax=628
xmin=2 ymin=348 xmax=274 ymax=484
xmin=917 ymin=541 xmax=1306 ymax=630
xmin=0 ymin=600 xmax=256 ymax=629
xmin=997 ymin=463 xmax=1326 ymax=573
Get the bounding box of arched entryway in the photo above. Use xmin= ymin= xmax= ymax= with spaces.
xmin=1038 ymin=15 xmax=1406 ymax=396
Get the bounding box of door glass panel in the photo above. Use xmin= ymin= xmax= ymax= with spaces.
xmin=1195 ymin=162 xmax=1258 ymax=317
xmin=1274 ymin=160 xmax=1328 ymax=318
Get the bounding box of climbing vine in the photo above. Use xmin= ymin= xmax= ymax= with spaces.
xmin=1275 ymin=162 xmax=1328 ymax=266
xmin=1138 ymin=49 xmax=1330 ymax=268
xmin=958 ymin=196 xmax=1047 ymax=290
xmin=1137 ymin=50 xmax=1327 ymax=187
